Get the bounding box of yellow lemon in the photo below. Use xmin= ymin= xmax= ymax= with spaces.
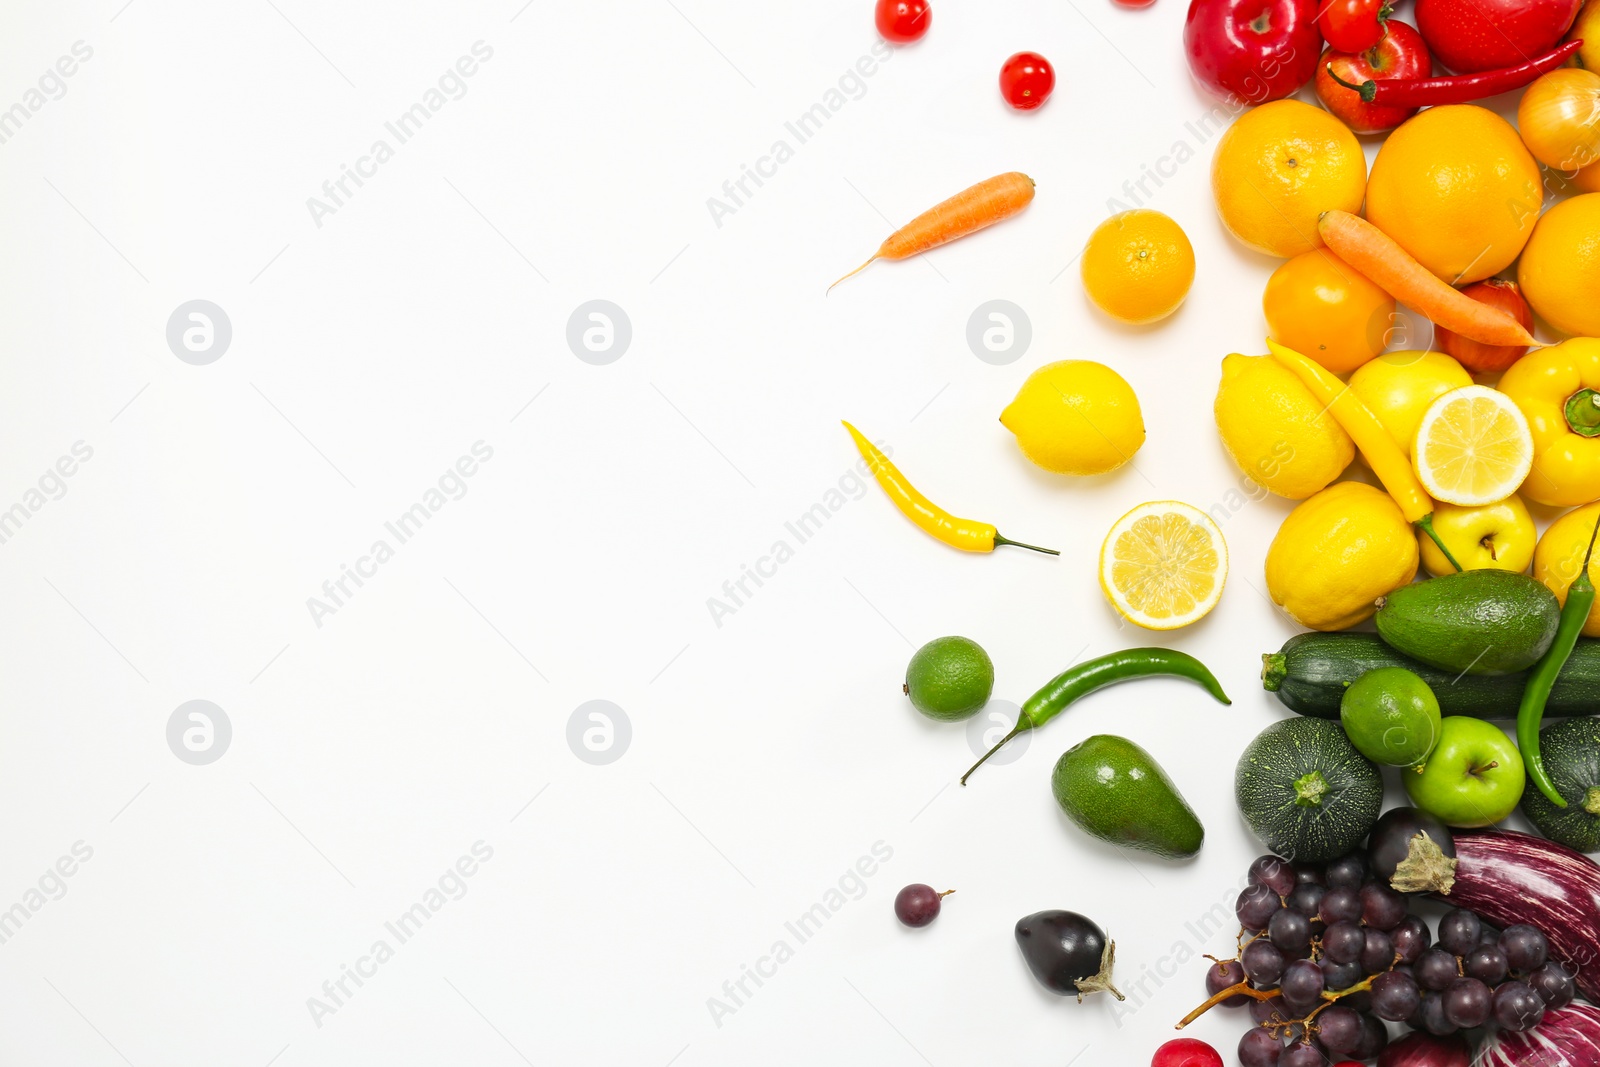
xmin=1262 ymin=249 xmax=1395 ymax=374
xmin=1214 ymin=353 xmax=1354 ymax=499
xmin=1080 ymin=210 xmax=1196 ymax=324
xmin=1519 ymin=193 xmax=1600 ymax=338
xmin=1412 ymin=386 xmax=1534 ymax=506
xmin=1099 ymin=501 xmax=1227 ymax=630
xmin=1348 ymin=351 xmax=1474 ymax=456
xmin=1211 ymin=99 xmax=1367 ymax=258
xmin=1001 ymin=360 xmax=1144 ymax=476
xmin=1365 ymin=105 xmax=1542 ymax=284
xmin=1266 ymin=482 xmax=1419 ymax=631
xmin=1535 ymin=503 xmax=1600 ymax=637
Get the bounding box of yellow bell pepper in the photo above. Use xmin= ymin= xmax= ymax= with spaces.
xmin=1499 ymin=338 xmax=1600 ymax=507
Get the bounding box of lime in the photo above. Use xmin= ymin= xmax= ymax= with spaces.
xmin=1339 ymin=667 xmax=1442 ymax=768
xmin=904 ymin=636 xmax=993 ymax=721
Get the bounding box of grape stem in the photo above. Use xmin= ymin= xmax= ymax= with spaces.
xmin=1174 ymin=981 xmax=1276 ymax=1028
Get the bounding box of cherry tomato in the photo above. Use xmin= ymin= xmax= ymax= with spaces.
xmin=1151 ymin=1039 xmax=1223 ymax=1067
xmin=1318 ymin=0 xmax=1388 ymax=53
xmin=999 ymin=51 xmax=1055 ymax=110
xmin=875 ymin=0 xmax=931 ymax=43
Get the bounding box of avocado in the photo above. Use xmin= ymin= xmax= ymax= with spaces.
xmin=1375 ymin=570 xmax=1560 ymax=676
xmin=1051 ymin=735 xmax=1203 ymax=859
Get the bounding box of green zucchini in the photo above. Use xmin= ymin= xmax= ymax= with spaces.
xmin=1262 ymin=632 xmax=1600 ymax=720
xmin=1521 ymin=718 xmax=1600 ymax=853
xmin=1235 ymin=717 xmax=1383 ymax=863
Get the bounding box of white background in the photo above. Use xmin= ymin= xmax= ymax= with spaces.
xmin=0 ymin=2 xmax=1560 ymax=1065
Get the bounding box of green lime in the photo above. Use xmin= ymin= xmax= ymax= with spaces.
xmin=904 ymin=636 xmax=993 ymax=721
xmin=1339 ymin=666 xmax=1442 ymax=768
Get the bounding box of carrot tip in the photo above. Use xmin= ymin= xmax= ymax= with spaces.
xmin=827 ymin=256 xmax=878 ymax=293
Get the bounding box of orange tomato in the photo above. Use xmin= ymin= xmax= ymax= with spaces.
xmin=1263 ymin=249 xmax=1395 ymax=374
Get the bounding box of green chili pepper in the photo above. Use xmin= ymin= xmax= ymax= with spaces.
xmin=1519 ymin=510 xmax=1600 ymax=808
xmin=959 ymin=648 xmax=1230 ymax=785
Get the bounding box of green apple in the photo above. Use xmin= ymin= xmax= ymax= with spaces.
xmin=1406 ymin=716 xmax=1525 ymax=828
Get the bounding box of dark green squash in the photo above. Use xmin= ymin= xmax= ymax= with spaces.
xmin=1521 ymin=717 xmax=1600 ymax=854
xmin=1236 ymin=717 xmax=1383 ymax=863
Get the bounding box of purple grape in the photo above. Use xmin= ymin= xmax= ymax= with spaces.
xmin=894 ymin=884 xmax=945 ymax=927
xmin=1465 ymin=944 xmax=1509 ymax=985
xmin=1478 ymin=923 xmax=1502 ymax=947
xmin=1527 ymin=960 xmax=1577 ymax=1010
xmin=1362 ymin=928 xmax=1396 ymax=975
xmin=1321 ymin=959 xmax=1363 ymax=993
xmin=1269 ymin=909 xmax=1312 ymax=955
xmin=1415 ymin=948 xmax=1459 ymax=992
xmin=1360 ymin=882 xmax=1408 ymax=930
xmin=1316 ymin=1005 xmax=1363 ymax=1053
xmin=1286 ymin=882 xmax=1326 ymax=918
xmin=1242 ymin=939 xmax=1286 ymax=987
xmin=1293 ymin=862 xmax=1325 ymax=885
xmin=1371 ymin=968 xmax=1422 ymax=1021
xmin=1499 ymin=923 xmax=1550 ymax=973
xmin=1392 ymin=915 xmax=1431 ymax=963
xmin=1249 ymin=854 xmax=1297 ymax=896
xmin=1323 ymin=921 xmax=1365 ymax=964
xmin=1492 ymin=979 xmax=1546 ymax=1032
xmin=1239 ymin=1026 xmax=1281 ymax=1067
xmin=1443 ymin=976 xmax=1493 ymax=1029
xmin=1280 ymin=958 xmax=1324 ymax=1011
xmin=1352 ymin=1013 xmax=1389 ymax=1060
xmin=1238 ymin=884 xmax=1282 ymax=932
xmin=1438 ymin=909 xmax=1482 ymax=956
xmin=1206 ymin=959 xmax=1248 ymax=1007
xmin=1251 ymin=995 xmax=1291 ymax=1026
xmin=1325 ymin=851 xmax=1367 ymax=889
xmin=1278 ymin=1040 xmax=1325 ymax=1067
xmin=1320 ymin=885 xmax=1363 ymax=925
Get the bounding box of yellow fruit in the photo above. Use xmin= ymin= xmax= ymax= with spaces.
xmin=1365 ymin=105 xmax=1542 ymax=284
xmin=1266 ymin=481 xmax=1419 ymax=631
xmin=1001 ymin=360 xmax=1144 ymax=475
xmin=1535 ymin=502 xmax=1600 ymax=637
xmin=1418 ymin=496 xmax=1536 ymax=577
xmin=1080 ymin=210 xmax=1196 ymax=324
xmin=1214 ymin=353 xmax=1354 ymax=499
xmin=1518 ymin=193 xmax=1600 ymax=338
xmin=1517 ymin=68 xmax=1600 ymax=172
xmin=1412 ymin=386 xmax=1534 ymax=506
xmin=1570 ymin=0 xmax=1600 ymax=73
xmin=1262 ymin=249 xmax=1395 ymax=374
xmin=1099 ymin=501 xmax=1227 ymax=630
xmin=1348 ymin=351 xmax=1474 ymax=456
xmin=1570 ymin=161 xmax=1600 ymax=193
xmin=1211 ymin=100 xmax=1367 ymax=258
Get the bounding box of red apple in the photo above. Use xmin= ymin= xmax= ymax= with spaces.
xmin=1184 ymin=0 xmax=1323 ymax=105
xmin=1316 ymin=21 xmax=1433 ymax=134
xmin=1414 ymin=0 xmax=1582 ymax=73
xmin=1435 ymin=279 xmax=1535 ymax=374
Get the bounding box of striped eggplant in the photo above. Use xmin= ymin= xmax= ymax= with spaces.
xmin=1389 ymin=829 xmax=1600 ymax=1004
xmin=1477 ymin=1002 xmax=1600 ymax=1067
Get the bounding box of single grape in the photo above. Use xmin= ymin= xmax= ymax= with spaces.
xmin=1371 ymin=968 xmax=1422 ymax=1021
xmin=1527 ymin=960 xmax=1577 ymax=1010
xmin=1465 ymin=944 xmax=1509 ymax=985
xmin=1492 ymin=979 xmax=1546 ymax=1032
xmin=1438 ymin=909 xmax=1482 ymax=956
xmin=1320 ymin=959 xmax=1363 ymax=993
xmin=1419 ymin=991 xmax=1456 ymax=1036
xmin=1323 ymin=921 xmax=1365 ymax=965
xmin=1269 ymin=909 xmax=1313 ymax=955
xmin=1251 ymin=995 xmax=1290 ymax=1026
xmin=893 ymin=884 xmax=947 ymax=927
xmin=1352 ymin=1013 xmax=1389 ymax=1060
xmin=1316 ymin=1005 xmax=1363 ymax=1053
xmin=1391 ymin=915 xmax=1431 ymax=963
xmin=1361 ymin=928 xmax=1395 ymax=975
xmin=1205 ymin=959 xmax=1248 ymax=1007
xmin=1287 ymin=882 xmax=1326 ymax=918
xmin=1360 ymin=882 xmax=1407 ymax=930
xmin=1239 ymin=1027 xmax=1281 ymax=1067
xmin=1415 ymin=948 xmax=1459 ymax=992
xmin=1443 ymin=976 xmax=1493 ymax=1029
xmin=1324 ymin=851 xmax=1367 ymax=889
xmin=1238 ymin=884 xmax=1282 ymax=931
xmin=1293 ymin=862 xmax=1325 ymax=885
xmin=1320 ymin=885 xmax=1363 ymax=925
xmin=1243 ymin=939 xmax=1287 ymax=987
xmin=1341 ymin=988 xmax=1373 ymax=1014
xmin=1478 ymin=923 xmax=1502 ymax=947
xmin=1249 ymin=854 xmax=1297 ymax=897
xmin=1278 ymin=1039 xmax=1325 ymax=1067
xmin=1499 ymin=923 xmax=1550 ymax=973
xmin=1280 ymin=958 xmax=1325 ymax=1011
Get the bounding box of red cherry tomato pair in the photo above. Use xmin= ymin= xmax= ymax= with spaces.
xmin=873 ymin=3 xmax=1056 ymax=111
xmin=1319 ymin=0 xmax=1390 ymax=52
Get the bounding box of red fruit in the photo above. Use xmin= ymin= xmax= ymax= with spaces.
xmin=875 ymin=0 xmax=931 ymax=43
xmin=1377 ymin=1031 xmax=1472 ymax=1067
xmin=1183 ymin=0 xmax=1323 ymax=105
xmin=1315 ymin=20 xmax=1432 ymax=134
xmin=1151 ymin=1039 xmax=1223 ymax=1067
xmin=1435 ymin=279 xmax=1534 ymax=374
xmin=999 ymin=51 xmax=1055 ymax=110
xmin=1115 ymin=0 xmax=1158 ymax=6
xmin=1319 ymin=0 xmax=1389 ymax=52
xmin=1413 ymin=0 xmax=1581 ymax=73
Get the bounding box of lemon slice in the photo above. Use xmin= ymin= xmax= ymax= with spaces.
xmin=1413 ymin=386 xmax=1534 ymax=506
xmin=1099 ymin=501 xmax=1227 ymax=630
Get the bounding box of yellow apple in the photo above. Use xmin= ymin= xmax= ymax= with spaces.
xmin=1418 ymin=496 xmax=1537 ymax=577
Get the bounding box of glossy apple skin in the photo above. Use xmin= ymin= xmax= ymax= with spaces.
xmin=1415 ymin=0 xmax=1582 ymax=73
xmin=1436 ymin=279 xmax=1534 ymax=373
xmin=1316 ymin=21 xmax=1433 ymax=134
xmin=1405 ymin=717 xmax=1526 ymax=828
xmin=1184 ymin=0 xmax=1323 ymax=105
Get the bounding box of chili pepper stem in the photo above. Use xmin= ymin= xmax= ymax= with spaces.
xmin=959 ymin=723 xmax=1027 ymax=785
xmin=1324 ymin=64 xmax=1377 ymax=103
xmin=993 ymin=532 xmax=1060 ymax=556
xmin=1417 ymin=515 xmax=1466 ymax=573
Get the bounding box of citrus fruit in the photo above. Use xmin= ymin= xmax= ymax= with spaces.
xmin=904 ymin=636 xmax=994 ymax=721
xmin=1348 ymin=350 xmax=1473 ymax=457
xmin=1214 ymin=353 xmax=1354 ymax=499
xmin=1262 ymin=249 xmax=1394 ymax=374
xmin=1211 ymin=99 xmax=1367 ymax=258
xmin=1080 ymin=209 xmax=1195 ymax=324
xmin=1365 ymin=105 xmax=1542 ymax=284
xmin=1418 ymin=496 xmax=1536 ymax=577
xmin=1412 ymin=386 xmax=1534 ymax=506
xmin=1001 ymin=360 xmax=1144 ymax=476
xmin=1518 ymin=193 xmax=1600 ymax=338
xmin=1098 ymin=501 xmax=1226 ymax=630
xmin=1340 ymin=667 xmax=1442 ymax=768
xmin=1265 ymin=482 xmax=1419 ymax=631
xmin=1534 ymin=502 xmax=1600 ymax=638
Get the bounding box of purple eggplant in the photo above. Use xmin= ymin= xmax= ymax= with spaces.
xmin=1376 ymin=1031 xmax=1470 ymax=1067
xmin=1477 ymin=1002 xmax=1600 ymax=1066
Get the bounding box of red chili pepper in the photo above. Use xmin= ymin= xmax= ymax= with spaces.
xmin=1326 ymin=39 xmax=1582 ymax=105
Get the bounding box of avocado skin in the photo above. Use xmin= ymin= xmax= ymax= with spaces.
xmin=1375 ymin=570 xmax=1560 ymax=676
xmin=1051 ymin=734 xmax=1204 ymax=859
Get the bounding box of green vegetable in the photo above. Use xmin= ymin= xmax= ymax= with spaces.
xmin=1375 ymin=570 xmax=1561 ymax=676
xmin=1262 ymin=632 xmax=1600 ymax=719
xmin=1235 ymin=717 xmax=1383 ymax=863
xmin=1521 ymin=717 xmax=1600 ymax=852
xmin=959 ymin=648 xmax=1230 ymax=785
xmin=903 ymin=636 xmax=994 ymax=722
xmin=1051 ymin=735 xmax=1204 ymax=859
xmin=1521 ymin=512 xmax=1600 ymax=807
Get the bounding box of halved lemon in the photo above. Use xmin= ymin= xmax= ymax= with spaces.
xmin=1099 ymin=501 xmax=1227 ymax=630
xmin=1413 ymin=386 xmax=1534 ymax=507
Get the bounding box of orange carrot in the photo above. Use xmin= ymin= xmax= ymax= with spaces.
xmin=829 ymin=172 xmax=1035 ymax=291
xmin=1317 ymin=209 xmax=1537 ymax=348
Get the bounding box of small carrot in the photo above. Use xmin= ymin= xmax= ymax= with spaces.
xmin=829 ymin=172 xmax=1035 ymax=291
xmin=1317 ymin=210 xmax=1537 ymax=348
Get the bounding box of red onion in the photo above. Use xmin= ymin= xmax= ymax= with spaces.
xmin=1477 ymin=1002 xmax=1600 ymax=1066
xmin=1377 ymin=1031 xmax=1471 ymax=1067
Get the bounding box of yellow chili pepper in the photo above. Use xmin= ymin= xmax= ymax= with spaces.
xmin=842 ymin=421 xmax=1057 ymax=555
xmin=1266 ymin=340 xmax=1464 ymax=573
xmin=1498 ymin=338 xmax=1600 ymax=508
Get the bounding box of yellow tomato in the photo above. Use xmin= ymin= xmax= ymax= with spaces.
xmin=1263 ymin=250 xmax=1395 ymax=374
xmin=1347 ymin=351 xmax=1473 ymax=456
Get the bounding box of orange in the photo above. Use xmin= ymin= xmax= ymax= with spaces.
xmin=1365 ymin=105 xmax=1542 ymax=285
xmin=1262 ymin=249 xmax=1395 ymax=373
xmin=1211 ymin=100 xmax=1366 ymax=258
xmin=1518 ymin=193 xmax=1600 ymax=338
xmin=1080 ymin=210 xmax=1195 ymax=324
